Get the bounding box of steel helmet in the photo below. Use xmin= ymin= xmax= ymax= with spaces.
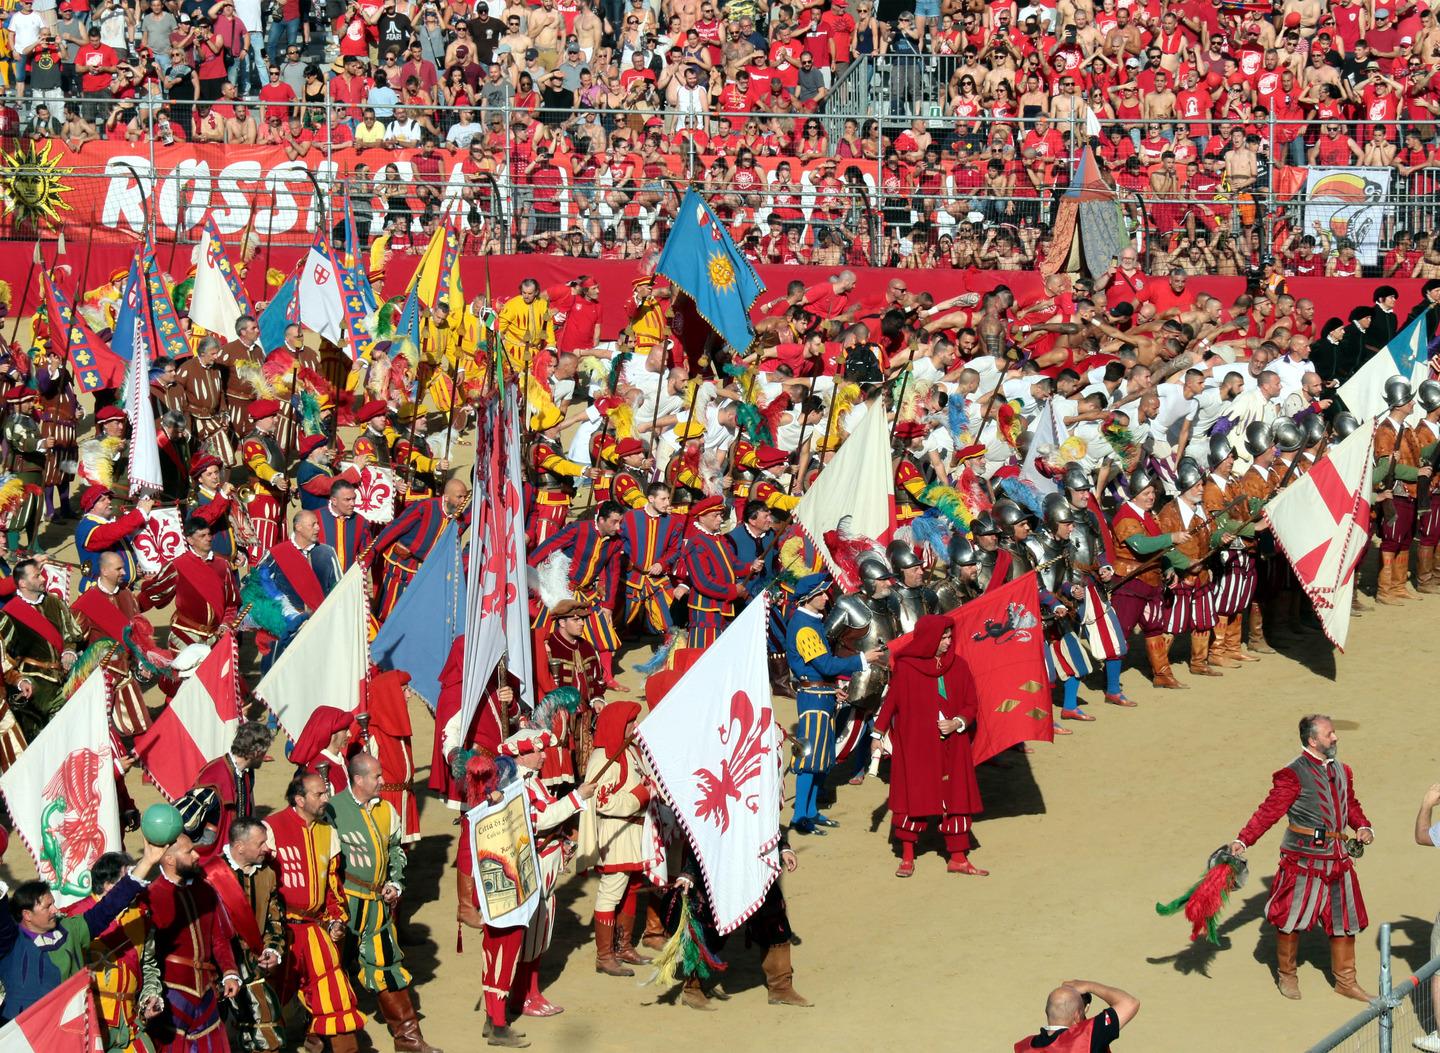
xmin=886 ymin=539 xmax=921 ymax=574
xmin=1207 ymin=433 xmax=1236 ymax=470
xmin=947 ymin=533 xmax=977 ymax=567
xmin=970 ymin=512 xmax=1000 ymax=537
xmin=1419 ymin=380 xmax=1440 ymax=413
xmin=1271 ymin=417 xmax=1304 ymax=453
xmin=1128 ymin=464 xmax=1158 ymax=499
xmin=857 ymin=556 xmax=895 ymax=597
xmin=1244 ymin=421 xmax=1275 ymax=459
xmin=1332 ymin=412 xmax=1360 ymax=440
xmin=1175 ymin=456 xmax=1205 ymax=492
xmin=1043 ymin=492 xmax=1075 ymax=530
xmin=1385 ymin=375 xmax=1415 ymax=409
xmin=992 ymin=498 xmax=1030 ymax=537
xmin=1302 ymin=412 xmax=1327 ymax=447
xmin=1061 ymin=462 xmax=1092 ymax=492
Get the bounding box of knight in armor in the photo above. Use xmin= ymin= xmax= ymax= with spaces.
xmin=826 ymin=556 xmax=899 ymax=783
xmin=1157 ymin=457 xmax=1236 ymax=679
xmin=1201 ymin=434 xmax=1263 ymax=668
xmin=608 ymin=438 xmax=652 ymax=511
xmin=934 ymin=534 xmax=981 ymax=612
xmin=1413 ymin=381 xmax=1440 ymax=594
xmin=1110 ymin=466 xmax=1192 ymax=690
xmin=991 ymin=500 xmax=1039 ymax=584
xmin=1230 ymin=714 xmax=1375 ymax=1002
xmin=1374 ymin=376 xmax=1426 ymax=604
xmin=886 ymin=540 xmax=939 ymax=633
xmin=240 ymin=398 xmax=289 ymax=565
xmin=1235 ymin=421 xmax=1283 ymax=652
xmin=1058 ymin=464 xmax=1133 ymax=708
xmin=786 ymin=572 xmax=879 ymax=836
xmin=972 ymin=513 xmax=1002 ymax=591
xmin=1034 ymin=497 xmax=1097 ymax=727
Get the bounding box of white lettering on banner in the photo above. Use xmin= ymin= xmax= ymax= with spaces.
xmin=213 ymin=160 xmax=263 ymax=232
xmin=100 ymin=154 xmax=152 ymax=231
xmin=157 ymin=159 xmax=213 ymax=231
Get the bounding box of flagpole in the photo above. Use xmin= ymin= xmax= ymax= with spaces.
xmin=789 ymin=373 xmax=818 ymax=495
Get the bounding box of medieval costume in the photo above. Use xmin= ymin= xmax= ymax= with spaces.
xmin=203 ymin=849 xmax=286 ymax=1053
xmin=148 ymin=870 xmax=241 ymax=1053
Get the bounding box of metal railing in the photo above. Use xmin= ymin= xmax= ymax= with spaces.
xmin=1307 ymin=923 xmax=1440 ymax=1053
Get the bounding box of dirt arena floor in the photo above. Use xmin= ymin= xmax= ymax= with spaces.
xmin=5 ymin=471 xmax=1437 ymax=1052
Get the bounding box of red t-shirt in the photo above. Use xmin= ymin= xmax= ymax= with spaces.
xmin=75 ymin=43 xmax=118 ymax=93
xmin=1140 ymin=282 xmax=1196 ymax=316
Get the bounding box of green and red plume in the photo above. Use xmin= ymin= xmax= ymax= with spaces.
xmin=1155 ymin=845 xmax=1249 ymax=945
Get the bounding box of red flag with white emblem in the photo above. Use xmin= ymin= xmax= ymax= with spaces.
xmin=1267 ymin=419 xmax=1376 ymax=650
xmin=134 ymin=628 xmax=241 ymax=802
xmin=0 ymin=970 xmax=103 ymax=1052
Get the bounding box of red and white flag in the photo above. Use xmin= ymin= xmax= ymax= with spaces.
xmin=133 ymin=629 xmax=241 ymax=802
xmin=633 ymin=597 xmax=781 ymax=934
xmin=0 ymin=970 xmax=103 ymax=1053
xmin=253 ymin=565 xmax=369 ymax=740
xmin=0 ymin=670 xmax=119 ymax=906
xmin=40 ymin=563 xmax=71 ymax=600
xmin=1268 ymin=419 xmax=1376 ymax=650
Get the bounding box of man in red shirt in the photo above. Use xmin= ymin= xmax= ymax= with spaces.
xmin=553 ymin=277 xmax=605 ymax=354
xmin=258 ymin=63 xmax=297 ymax=123
xmin=75 ymin=27 xmax=119 ymax=118
xmin=328 ymin=55 xmax=373 ymax=122
xmin=1021 ymin=116 xmax=1065 ymax=159
xmin=525 ymin=150 xmax=566 ymax=234
xmin=1137 ymin=270 xmax=1197 ymax=321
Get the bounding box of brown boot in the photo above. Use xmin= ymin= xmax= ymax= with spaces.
xmin=1226 ymin=615 xmax=1260 ymax=662
xmin=594 ymin=914 xmax=635 ymax=977
xmin=482 ymin=1020 xmax=530 ymax=1048
xmin=1330 ymin=936 xmax=1376 ymax=1002
xmin=615 ymin=907 xmax=652 ymax=965
xmin=681 ymin=977 xmax=716 ymax=1011
xmin=1188 ymin=630 xmax=1222 ymax=676
xmin=1275 ymin=931 xmax=1302 ymax=1000
xmin=1207 ymin=623 xmax=1241 ymax=668
xmin=377 ymin=989 xmax=441 ymax=1053
xmin=1419 ymin=546 xmax=1440 ymax=593
xmin=1246 ymin=606 xmax=1277 ymax=653
xmin=641 ymin=901 xmax=667 ymax=950
xmin=1377 ymin=553 xmax=1407 ymax=605
xmin=1397 ymin=549 xmax=1420 ymax=598
xmin=1146 ymin=635 xmax=1186 ymax=689
xmin=762 ymin=942 xmax=813 ymax=1007
xmin=768 ymin=653 xmax=796 ymax=700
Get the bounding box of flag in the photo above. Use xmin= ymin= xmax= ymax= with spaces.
xmin=886 ymin=572 xmax=1053 ymax=763
xmin=342 ymin=194 xmax=378 ymax=314
xmin=371 ymin=520 xmax=465 ymax=709
xmin=464 ymin=778 xmax=542 ymax=928
xmin=133 ymin=629 xmax=241 ymax=802
xmin=40 ymin=272 xmax=123 ymax=392
xmin=0 ymin=970 xmax=103 ymax=1053
xmin=499 ymin=391 xmax=533 ymax=707
xmin=188 ymin=216 xmax=252 ymax=342
xmin=633 ymin=597 xmax=780 ymax=934
xmin=297 ymin=230 xmax=346 ymax=345
xmin=123 ymin=293 xmax=163 ymax=495
xmin=656 ymin=189 xmax=765 ymax=354
xmin=404 ymin=221 xmax=463 ymax=314
xmin=109 ymin=257 xmax=145 ymax=363
xmin=1019 ymin=399 xmax=1064 ymax=497
xmin=794 ymin=401 xmax=894 ymax=585
xmin=141 ymin=250 xmax=190 ymax=361
xmin=253 ymin=564 xmax=369 ymax=741
xmin=1267 ymin=419 xmax=1376 ymax=650
xmin=336 ymin=255 xmax=375 ymax=362
xmin=258 ymin=268 xmax=299 ymax=353
xmin=1337 ymin=312 xmax=1429 ymax=419
xmin=0 ymin=670 xmax=119 ymax=905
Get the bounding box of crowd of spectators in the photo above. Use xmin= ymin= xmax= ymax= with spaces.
xmin=5 ymin=0 xmax=1440 ymax=272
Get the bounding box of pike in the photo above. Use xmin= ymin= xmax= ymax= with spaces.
xmin=788 ymin=373 xmax=819 ymax=495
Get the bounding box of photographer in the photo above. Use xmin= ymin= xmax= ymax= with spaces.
xmin=1016 ymin=979 xmax=1140 ymax=1051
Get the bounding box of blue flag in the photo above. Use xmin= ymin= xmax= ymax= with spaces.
xmin=259 ymin=270 xmax=299 ymax=353
xmin=394 ymin=283 xmax=422 ymax=353
xmin=110 ymin=257 xmax=144 ymax=362
xmin=655 ymin=189 xmax=764 ymax=354
xmin=370 ymin=520 xmax=465 ymax=709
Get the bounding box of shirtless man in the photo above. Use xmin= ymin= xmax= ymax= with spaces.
xmin=528 ymin=0 xmax=562 ymax=67
xmin=498 ymin=14 xmax=533 ymax=58
xmin=224 ymin=102 xmax=259 ymax=143
xmin=1223 ymin=130 xmax=1260 ymax=192
xmin=1142 ymin=69 xmax=1178 ymax=122
xmin=573 ymin=0 xmax=601 ymax=57
xmin=195 ymin=104 xmax=226 ymax=143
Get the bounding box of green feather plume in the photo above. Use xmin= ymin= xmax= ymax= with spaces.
xmin=607 ymin=351 xmax=632 ymax=394
xmin=527 ymin=686 xmax=581 ymax=732
xmin=735 ymin=402 xmax=771 ymax=444
xmin=645 ymin=897 xmax=725 ymax=988
xmin=57 ymin=640 xmax=116 ymax=702
xmin=172 ymin=276 xmax=195 ymax=316
xmin=920 ymin=482 xmax=976 ymax=532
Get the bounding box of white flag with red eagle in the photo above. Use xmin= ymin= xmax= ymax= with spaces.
xmin=633 ymin=597 xmax=781 ymax=934
xmin=0 ymin=670 xmax=119 ymax=906
xmin=1267 ymin=418 xmax=1376 ymax=651
xmin=134 ymin=628 xmax=241 ymax=802
xmin=0 ymin=969 xmax=103 ymax=1052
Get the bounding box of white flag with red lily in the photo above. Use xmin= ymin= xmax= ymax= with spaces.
xmin=133 ymin=628 xmax=241 ymax=802
xmin=1267 ymin=418 xmax=1376 ymax=651
xmin=0 ymin=670 xmax=119 ymax=906
xmin=0 ymin=969 xmax=103 ymax=1052
xmin=633 ymin=597 xmax=781 ymax=934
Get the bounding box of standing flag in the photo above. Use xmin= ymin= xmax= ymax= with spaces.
xmin=109 ymin=257 xmax=145 ymax=363
xmin=0 ymin=969 xmax=104 ymax=1053
xmin=341 ymin=195 xmax=378 ymax=313
xmin=336 ymin=258 xmax=375 ymax=362
xmin=1267 ymin=418 xmax=1376 ymax=650
xmin=297 ymin=230 xmax=347 ymax=345
xmin=404 ymin=221 xmax=463 ymax=315
xmin=371 ymin=520 xmax=465 ymax=709
xmin=133 ymin=629 xmax=241 ymax=801
xmin=0 ymin=670 xmax=120 ymax=905
xmin=1019 ymin=399 xmax=1064 ymax=498
xmin=40 ymin=272 xmax=124 ymax=392
xmin=656 ymin=189 xmax=765 ymax=354
xmin=1337 ymin=312 xmax=1429 ymax=419
xmin=633 ymin=597 xmax=781 ymax=934
xmin=885 ymin=572 xmax=1053 ymax=763
xmin=188 ymin=215 xmax=253 ymax=342
xmin=794 ymin=403 xmax=894 ymax=588
xmin=141 ymin=250 xmax=191 ymax=361
xmin=258 ymin=267 xmax=300 ymax=353
xmin=123 ymin=292 xmax=163 ymax=495
xmin=253 ymin=564 xmax=369 ymax=741
xmin=499 ymin=391 xmax=533 ymax=707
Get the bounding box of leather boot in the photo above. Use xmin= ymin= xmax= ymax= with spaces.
xmin=1377 ymin=553 xmax=1406 ymax=605
xmin=377 ymin=989 xmax=442 ymax=1053
xmin=681 ymin=977 xmax=716 ymax=1011
xmin=641 ymin=901 xmax=667 ymax=950
xmin=614 ymin=907 xmax=652 ymax=965
xmin=1330 ymin=936 xmax=1376 ymax=1002
xmin=1246 ymin=606 xmax=1277 ymax=652
xmin=1188 ymin=631 xmax=1222 ymax=675
xmin=1275 ymin=931 xmax=1302 ymax=1000
xmin=1398 ymin=549 xmax=1420 ymax=598
xmin=1227 ymin=615 xmax=1260 ymax=661
xmin=482 ymin=1020 xmax=530 ymax=1048
xmin=594 ymin=915 xmax=634 ymax=977
xmin=1146 ymin=635 xmax=1185 ymax=689
xmin=1208 ymin=623 xmax=1241 ymax=667
xmin=1419 ymin=546 xmax=1440 ymax=593
xmin=762 ymin=943 xmax=813 ymax=1007
xmin=767 ymin=653 xmax=796 ymax=700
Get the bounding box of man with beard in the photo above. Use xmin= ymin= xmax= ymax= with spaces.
xmin=144 ymin=831 xmax=243 ymax=1053
xmin=1230 ymin=714 xmax=1375 ymax=1002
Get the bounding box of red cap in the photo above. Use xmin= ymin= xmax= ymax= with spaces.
xmin=614 ymin=437 xmax=644 ymax=458
xmin=95 ymin=405 xmax=125 ymax=424
xmin=894 ymin=420 xmax=927 ymax=441
xmin=690 ymin=495 xmax=726 ymax=518
xmin=356 ymin=400 xmax=389 ymax=424
xmin=189 ymin=453 xmax=220 ymax=478
xmin=249 ymin=398 xmax=280 ymax=421
xmin=579 ymin=275 xmax=600 ymax=291
xmin=953 ymin=442 xmax=986 ymax=462
xmin=79 ymin=484 xmax=110 ymax=512
xmin=755 ymin=444 xmax=788 ymax=469
xmin=2 ymin=387 xmax=34 ymax=406
xmin=299 ymin=434 xmax=330 ymax=457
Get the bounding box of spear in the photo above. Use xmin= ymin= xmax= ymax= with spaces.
xmin=789 ymin=374 xmax=819 ymax=496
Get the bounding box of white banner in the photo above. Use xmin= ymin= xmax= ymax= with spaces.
xmin=795 ymin=399 xmax=894 ymax=583
xmin=0 ymin=670 xmax=120 ymax=906
xmin=1303 ymin=167 xmax=1393 ymax=267
xmin=633 ymin=599 xmax=781 ymax=934
xmin=133 ymin=507 xmax=186 ymax=573
xmin=464 ymin=778 xmax=542 ymax=928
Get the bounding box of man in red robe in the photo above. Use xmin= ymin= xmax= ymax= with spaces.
xmin=428 ymin=636 xmax=520 ymax=807
xmin=164 ymin=517 xmax=241 ymax=648
xmin=363 ymin=668 xmax=421 ymax=843
xmin=872 ymin=613 xmax=986 ymax=878
xmin=189 ymin=721 xmax=272 ymax=862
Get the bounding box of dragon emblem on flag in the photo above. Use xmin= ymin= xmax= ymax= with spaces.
xmin=971 ymin=602 xmax=1039 ymax=644
xmin=37 ymin=748 xmax=109 ymax=898
xmin=693 ymin=691 xmax=773 ymax=833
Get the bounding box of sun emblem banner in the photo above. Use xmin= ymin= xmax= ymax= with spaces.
xmin=465 ymin=778 xmax=542 ymax=929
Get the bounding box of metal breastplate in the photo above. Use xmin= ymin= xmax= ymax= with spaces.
xmin=1034 ymin=533 xmax=1071 ymax=594
xmin=1002 ymin=537 xmax=1036 ymax=578
xmin=976 ymin=547 xmax=998 ymax=590
xmin=826 ymin=594 xmax=898 ymax=710
xmin=1069 ymin=510 xmax=1102 ymax=572
xmin=892 ymin=584 xmax=938 ymax=634
xmin=934 ymin=577 xmax=980 ymax=613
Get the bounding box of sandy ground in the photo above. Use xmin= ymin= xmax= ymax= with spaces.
xmin=4 ymin=476 xmax=1438 ymax=1052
